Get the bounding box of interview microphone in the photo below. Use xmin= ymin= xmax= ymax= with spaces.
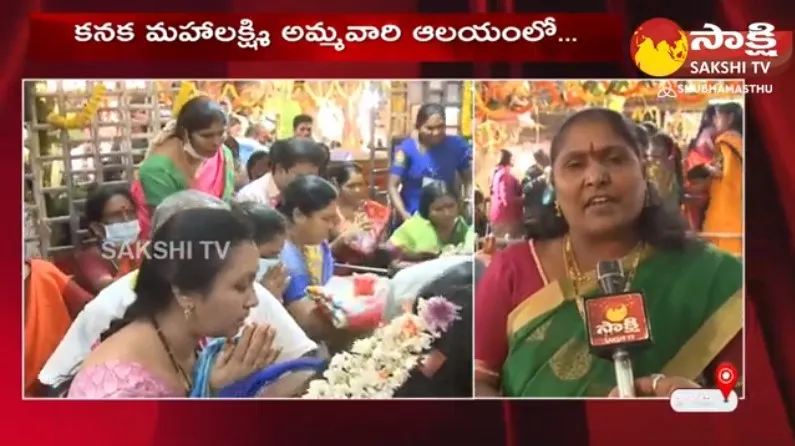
xmin=597 ymin=260 xmax=625 ymax=295
xmin=582 ymin=260 xmax=653 ymax=398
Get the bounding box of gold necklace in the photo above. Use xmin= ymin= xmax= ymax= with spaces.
xmin=563 ymin=234 xmax=644 ymax=313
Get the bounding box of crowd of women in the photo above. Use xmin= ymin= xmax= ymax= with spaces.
xmin=475 ymin=104 xmax=744 ymax=397
xmin=25 ymin=95 xmax=475 ymax=398
xmin=479 ymin=103 xmax=743 ymax=255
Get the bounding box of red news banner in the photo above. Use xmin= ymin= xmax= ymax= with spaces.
xmin=28 ymin=13 xmax=623 ymax=63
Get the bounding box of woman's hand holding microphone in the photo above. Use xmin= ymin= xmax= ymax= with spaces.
xmin=608 ymin=374 xmax=700 ymax=397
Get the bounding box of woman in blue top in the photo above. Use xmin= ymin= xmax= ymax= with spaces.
xmin=388 ymin=103 xmax=472 ymax=221
xmin=276 ymin=175 xmax=339 ymax=341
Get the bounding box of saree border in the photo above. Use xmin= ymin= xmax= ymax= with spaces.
xmin=529 ymin=240 xmax=550 ymax=284
xmin=222 ymin=145 xmax=236 ymax=201
xmin=661 ymin=289 xmax=743 ymax=380
xmin=505 ymin=241 xmax=561 ymax=338
xmin=506 ymin=280 xmax=567 ymax=339
xmin=505 ymin=245 xmax=654 ymax=339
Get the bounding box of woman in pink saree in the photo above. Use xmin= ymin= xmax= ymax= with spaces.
xmin=489 ymin=149 xmax=523 ymax=238
xmin=683 ymin=106 xmax=717 ymax=230
xmin=131 ymin=96 xmax=235 ymax=238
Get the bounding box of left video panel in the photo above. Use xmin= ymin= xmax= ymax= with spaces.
xmin=23 ymin=79 xmax=476 ymax=399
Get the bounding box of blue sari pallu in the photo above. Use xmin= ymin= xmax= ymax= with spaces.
xmin=190 ymin=338 xmax=326 ymax=398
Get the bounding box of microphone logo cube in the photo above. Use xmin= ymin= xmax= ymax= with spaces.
xmin=583 ymin=292 xmax=652 ymax=350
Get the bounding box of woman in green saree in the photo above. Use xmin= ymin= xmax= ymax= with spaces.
xmin=131 ymin=96 xmax=235 ymax=238
xmin=474 ymin=108 xmax=743 ymax=397
xmin=388 ymin=181 xmax=472 ymax=269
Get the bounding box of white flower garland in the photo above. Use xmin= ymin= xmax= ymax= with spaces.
xmin=303 ymin=297 xmax=460 ymax=399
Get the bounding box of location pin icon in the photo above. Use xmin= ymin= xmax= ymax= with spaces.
xmin=714 ymin=361 xmax=738 ymax=401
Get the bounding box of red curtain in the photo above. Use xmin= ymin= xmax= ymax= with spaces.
xmin=714 ymin=0 xmax=795 ymax=422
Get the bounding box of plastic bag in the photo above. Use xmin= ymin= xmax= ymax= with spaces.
xmin=347 ymin=201 xmax=390 ymax=255
xmin=306 ymin=276 xmax=387 ymax=331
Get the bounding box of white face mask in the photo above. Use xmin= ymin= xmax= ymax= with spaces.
xmin=255 ymin=258 xmax=281 ymax=283
xmin=104 ymin=220 xmax=140 ymax=245
xmin=184 ymin=141 xmax=209 ymax=161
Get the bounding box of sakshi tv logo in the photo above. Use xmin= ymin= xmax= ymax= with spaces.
xmin=630 ymin=18 xmax=792 ymax=78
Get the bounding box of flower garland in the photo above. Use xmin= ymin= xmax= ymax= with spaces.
xmin=476 ymin=80 xmax=746 ymax=120
xmin=303 ymin=296 xmax=461 ymax=399
xmin=172 ymin=81 xmax=199 ymax=115
xmin=46 ymin=83 xmax=106 ymax=129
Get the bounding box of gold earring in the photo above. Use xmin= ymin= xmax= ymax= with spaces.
xmin=183 ymin=304 xmax=195 ymax=320
xmin=554 ymin=201 xmax=562 ymax=217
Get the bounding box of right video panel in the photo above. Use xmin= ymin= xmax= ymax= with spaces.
xmin=473 ymin=80 xmax=745 ymax=398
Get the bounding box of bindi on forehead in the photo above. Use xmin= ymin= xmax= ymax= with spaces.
xmin=562 ymin=143 xmax=626 ymax=157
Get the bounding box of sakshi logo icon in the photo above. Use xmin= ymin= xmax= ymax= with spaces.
xmin=630 ymin=18 xmax=792 ymax=78
xmin=631 ymin=18 xmax=688 ymax=77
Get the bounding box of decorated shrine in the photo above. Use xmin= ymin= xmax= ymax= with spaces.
xmin=474 ymin=80 xmax=744 ymax=193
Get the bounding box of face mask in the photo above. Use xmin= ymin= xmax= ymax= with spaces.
xmin=184 ymin=141 xmax=209 ymax=161
xmin=104 ymin=220 xmax=140 ymax=245
xmin=255 ymin=258 xmax=281 ymax=282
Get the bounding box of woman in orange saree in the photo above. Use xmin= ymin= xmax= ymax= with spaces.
xmin=702 ymin=102 xmax=743 ymax=256
xmin=130 ymin=97 xmax=234 ymax=238
xmin=24 ymin=259 xmax=93 ymax=396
